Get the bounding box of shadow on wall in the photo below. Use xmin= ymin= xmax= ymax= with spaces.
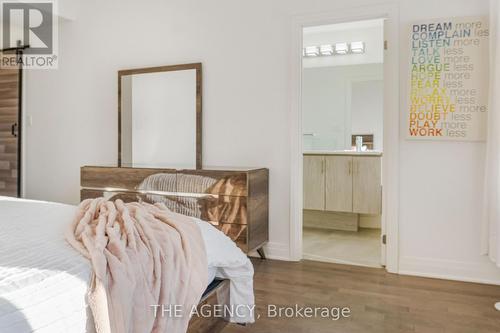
xmin=0 ymin=298 xmax=33 ymax=333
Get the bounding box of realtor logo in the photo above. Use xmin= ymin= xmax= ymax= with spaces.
xmin=1 ymin=0 xmax=58 ymax=69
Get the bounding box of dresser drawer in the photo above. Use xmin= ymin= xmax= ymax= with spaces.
xmin=178 ymin=170 xmax=247 ymax=197
xmin=80 ymin=189 xmax=179 ymax=207
xmin=198 ymin=195 xmax=247 ymax=225
xmin=155 ymin=194 xmax=247 ymax=225
xmin=81 ymin=189 xmax=247 ymax=225
xmin=82 ymin=166 xmax=176 ymax=190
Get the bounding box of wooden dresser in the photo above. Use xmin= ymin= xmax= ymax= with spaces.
xmin=80 ymin=166 xmax=269 ymax=258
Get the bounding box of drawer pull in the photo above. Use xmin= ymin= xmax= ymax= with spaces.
xmin=11 ymin=123 xmax=17 ymax=138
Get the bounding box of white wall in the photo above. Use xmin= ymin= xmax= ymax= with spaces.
xmin=397 ymin=0 xmax=499 ymax=284
xmin=302 ymin=64 xmax=383 ymax=151
xmin=23 ymin=0 xmax=500 ymax=283
xmin=303 ymin=19 xmax=384 ymax=68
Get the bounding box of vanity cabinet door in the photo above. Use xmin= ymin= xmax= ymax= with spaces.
xmin=353 ymin=156 xmax=382 ymax=214
xmin=325 ymin=156 xmax=353 ymax=213
xmin=303 ymin=156 xmax=325 ymax=210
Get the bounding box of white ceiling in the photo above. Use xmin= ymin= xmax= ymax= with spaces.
xmin=303 ymin=18 xmax=384 ymax=68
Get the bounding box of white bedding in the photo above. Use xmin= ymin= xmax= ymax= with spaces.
xmin=0 ymin=196 xmax=254 ymax=333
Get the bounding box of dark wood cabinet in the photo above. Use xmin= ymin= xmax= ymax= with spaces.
xmin=80 ymin=166 xmax=269 ymax=257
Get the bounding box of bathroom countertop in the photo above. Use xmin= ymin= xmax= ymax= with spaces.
xmin=303 ymin=150 xmax=383 ymax=157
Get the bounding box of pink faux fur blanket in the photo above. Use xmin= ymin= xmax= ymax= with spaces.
xmin=65 ymin=198 xmax=208 ymax=333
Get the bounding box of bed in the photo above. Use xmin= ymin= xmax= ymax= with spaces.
xmin=0 ymin=196 xmax=254 ymax=333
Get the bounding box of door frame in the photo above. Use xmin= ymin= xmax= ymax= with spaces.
xmin=289 ymin=2 xmax=400 ymax=273
xmin=17 ymin=49 xmax=24 ymax=198
xmin=20 ymin=60 xmax=26 ymax=197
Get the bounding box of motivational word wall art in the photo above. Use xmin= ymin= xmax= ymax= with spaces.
xmin=407 ymin=17 xmax=489 ymax=141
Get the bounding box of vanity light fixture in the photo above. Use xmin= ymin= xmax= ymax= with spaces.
xmin=304 ymin=46 xmax=320 ymax=57
xmin=350 ymin=41 xmax=365 ymax=54
xmin=302 ymin=41 xmax=366 ymax=57
xmin=334 ymin=42 xmax=349 ymax=55
xmin=319 ymin=44 xmax=334 ymax=56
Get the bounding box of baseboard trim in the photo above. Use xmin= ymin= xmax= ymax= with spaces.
xmin=249 ymin=242 xmax=291 ymax=261
xmin=399 ymin=256 xmax=500 ymax=286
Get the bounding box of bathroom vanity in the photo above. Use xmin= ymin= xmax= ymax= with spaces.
xmin=303 ymin=151 xmax=382 ymax=231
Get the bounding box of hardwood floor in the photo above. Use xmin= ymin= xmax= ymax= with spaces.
xmin=222 ymin=259 xmax=500 ymax=333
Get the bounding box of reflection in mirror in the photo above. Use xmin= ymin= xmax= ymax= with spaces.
xmin=350 ymin=80 xmax=383 ymax=150
xmin=302 ymin=65 xmax=383 ymax=152
xmin=119 ymin=63 xmax=201 ymax=168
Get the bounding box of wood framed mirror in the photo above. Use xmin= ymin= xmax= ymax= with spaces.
xmin=118 ymin=63 xmax=202 ymax=169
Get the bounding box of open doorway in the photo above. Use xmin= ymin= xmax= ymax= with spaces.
xmin=301 ymin=19 xmax=385 ymax=268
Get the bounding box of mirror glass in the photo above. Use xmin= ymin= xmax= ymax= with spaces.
xmin=119 ymin=64 xmax=201 ymax=168
xmin=302 ymin=67 xmax=383 ymax=152
xmin=301 ymin=19 xmax=384 ymax=152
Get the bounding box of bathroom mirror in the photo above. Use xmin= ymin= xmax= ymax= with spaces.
xmin=302 ymin=18 xmax=384 ymax=152
xmin=118 ymin=63 xmax=202 ymax=168
xmin=302 ymin=70 xmax=383 ymax=152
